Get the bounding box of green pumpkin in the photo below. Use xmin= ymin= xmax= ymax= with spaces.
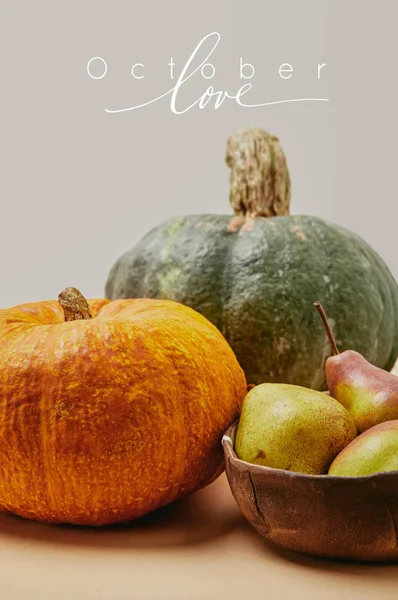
xmin=105 ymin=129 xmax=398 ymax=389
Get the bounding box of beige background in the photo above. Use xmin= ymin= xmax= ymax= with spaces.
xmin=1 ymin=0 xmax=397 ymax=308
xmin=1 ymin=1 xmax=398 ymax=598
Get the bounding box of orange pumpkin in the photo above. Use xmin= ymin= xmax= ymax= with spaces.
xmin=0 ymin=288 xmax=246 ymax=525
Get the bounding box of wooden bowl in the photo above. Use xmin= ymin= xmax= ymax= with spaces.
xmin=222 ymin=422 xmax=398 ymax=562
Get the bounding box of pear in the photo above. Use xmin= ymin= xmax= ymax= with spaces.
xmin=314 ymin=301 xmax=398 ymax=433
xmin=235 ymin=383 xmax=357 ymax=475
xmin=329 ymin=420 xmax=398 ymax=476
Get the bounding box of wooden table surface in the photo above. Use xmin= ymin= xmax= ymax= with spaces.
xmin=0 ymin=473 xmax=397 ymax=600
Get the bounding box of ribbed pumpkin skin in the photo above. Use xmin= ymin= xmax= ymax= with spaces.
xmin=105 ymin=214 xmax=398 ymax=390
xmin=0 ymin=298 xmax=246 ymax=525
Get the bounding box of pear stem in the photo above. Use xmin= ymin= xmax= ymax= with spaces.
xmin=313 ymin=301 xmax=340 ymax=356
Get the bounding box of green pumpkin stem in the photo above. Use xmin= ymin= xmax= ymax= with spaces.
xmin=58 ymin=287 xmax=93 ymax=322
xmin=313 ymin=301 xmax=340 ymax=356
xmin=225 ymin=127 xmax=291 ymax=219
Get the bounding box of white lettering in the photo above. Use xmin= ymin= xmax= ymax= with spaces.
xmin=131 ymin=63 xmax=144 ymax=79
xmin=240 ymin=58 xmax=255 ymax=79
xmin=168 ymin=58 xmax=175 ymax=79
xmin=279 ymin=63 xmax=293 ymax=79
xmin=318 ymin=63 xmax=326 ymax=79
xmin=102 ymin=34 xmax=329 ymax=114
xmin=201 ymin=63 xmax=215 ymax=79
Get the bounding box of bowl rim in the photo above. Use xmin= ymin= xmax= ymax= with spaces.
xmin=222 ymin=420 xmax=398 ymax=482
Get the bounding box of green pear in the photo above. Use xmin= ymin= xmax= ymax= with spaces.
xmin=314 ymin=301 xmax=398 ymax=433
xmin=329 ymin=420 xmax=398 ymax=476
xmin=235 ymin=383 xmax=357 ymax=475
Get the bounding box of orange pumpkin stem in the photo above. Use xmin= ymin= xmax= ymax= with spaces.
xmin=58 ymin=287 xmax=93 ymax=322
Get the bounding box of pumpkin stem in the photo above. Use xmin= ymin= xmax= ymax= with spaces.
xmin=225 ymin=127 xmax=291 ymax=219
xmin=313 ymin=301 xmax=340 ymax=356
xmin=58 ymin=287 xmax=93 ymax=322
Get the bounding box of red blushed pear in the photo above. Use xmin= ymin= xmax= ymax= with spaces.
xmin=329 ymin=420 xmax=398 ymax=476
xmin=314 ymin=301 xmax=398 ymax=433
